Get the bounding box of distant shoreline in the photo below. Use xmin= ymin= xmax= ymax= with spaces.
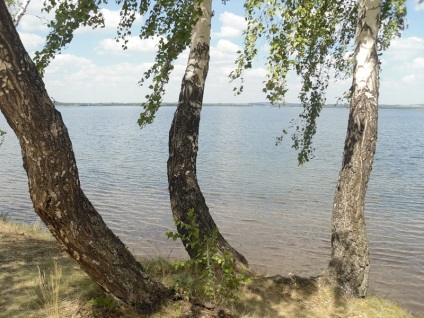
xmin=54 ymin=101 xmax=424 ymax=110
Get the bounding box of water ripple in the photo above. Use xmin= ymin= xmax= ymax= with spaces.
xmin=1 ymin=106 xmax=423 ymax=313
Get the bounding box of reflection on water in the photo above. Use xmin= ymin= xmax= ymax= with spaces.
xmin=1 ymin=106 xmax=423 ymax=313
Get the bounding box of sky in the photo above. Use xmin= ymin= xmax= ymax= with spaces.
xmin=15 ymin=0 xmax=424 ymax=105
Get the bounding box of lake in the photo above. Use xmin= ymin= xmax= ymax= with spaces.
xmin=0 ymin=105 xmax=423 ymax=313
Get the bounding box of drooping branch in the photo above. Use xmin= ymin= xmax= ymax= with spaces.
xmin=231 ymin=0 xmax=357 ymax=164
xmin=33 ymin=0 xmax=105 ymax=76
xmin=231 ymin=0 xmax=405 ymax=164
xmin=137 ymin=0 xmax=203 ymax=127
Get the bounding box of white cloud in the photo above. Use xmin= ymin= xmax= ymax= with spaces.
xmin=210 ymin=39 xmax=241 ymax=65
xmin=19 ymin=14 xmax=49 ymax=33
xmin=213 ymin=11 xmax=246 ymax=38
xmin=380 ymin=36 xmax=424 ymax=89
xmin=214 ymin=26 xmax=242 ymax=38
xmin=412 ymin=57 xmax=424 ymax=68
xmin=380 ymin=71 xmax=424 ymax=104
xmin=17 ymin=0 xmax=51 ymax=32
xmin=45 ymin=54 xmax=94 ymax=75
xmin=18 ymin=32 xmax=44 ymax=51
xmin=76 ymin=9 xmax=142 ymax=34
xmin=216 ymin=39 xmax=241 ymax=53
xmin=401 ymin=74 xmax=416 ymax=83
xmin=245 ymin=68 xmax=267 ymax=78
xmin=386 ymin=37 xmax=424 ymax=61
xmin=101 ymin=8 xmax=127 ymax=30
xmin=415 ymin=0 xmax=424 ymax=11
xmin=25 ymin=0 xmax=44 ymax=12
xmin=176 ymin=48 xmax=190 ymax=65
xmin=379 ymin=36 xmax=424 ymax=103
xmin=18 ymin=3 xmax=141 ymax=35
xmin=43 ymin=54 xmax=156 ymax=102
xmin=30 ymin=6 xmax=422 ymax=106
xmin=97 ymin=36 xmax=161 ymax=55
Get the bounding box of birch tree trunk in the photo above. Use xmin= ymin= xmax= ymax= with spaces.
xmin=327 ymin=0 xmax=381 ymax=297
xmin=13 ymin=0 xmax=31 ymax=27
xmin=168 ymin=0 xmax=248 ymax=265
xmin=0 ymin=2 xmax=171 ymax=312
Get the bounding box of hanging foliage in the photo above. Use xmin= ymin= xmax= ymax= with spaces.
xmin=230 ymin=0 xmax=406 ymax=164
xmin=33 ymin=0 xmax=206 ymax=126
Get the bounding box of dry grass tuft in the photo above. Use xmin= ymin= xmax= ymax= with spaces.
xmin=0 ymin=219 xmax=97 ymax=318
xmin=34 ymin=259 xmax=62 ymax=318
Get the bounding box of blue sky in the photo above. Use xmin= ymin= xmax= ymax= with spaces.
xmin=16 ymin=0 xmax=424 ymax=105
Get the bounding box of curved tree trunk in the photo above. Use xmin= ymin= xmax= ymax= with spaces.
xmin=168 ymin=0 xmax=247 ymax=265
xmin=327 ymin=0 xmax=381 ymax=297
xmin=0 ymin=3 xmax=171 ymax=312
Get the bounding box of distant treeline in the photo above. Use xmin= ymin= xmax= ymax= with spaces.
xmin=53 ymin=101 xmax=424 ymax=109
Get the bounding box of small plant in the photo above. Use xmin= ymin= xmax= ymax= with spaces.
xmin=167 ymin=209 xmax=251 ymax=306
xmin=88 ymin=295 xmax=118 ymax=308
xmin=0 ymin=129 xmax=5 ymax=147
xmin=88 ymin=294 xmax=119 ymax=318
xmin=0 ymin=210 xmax=9 ymax=222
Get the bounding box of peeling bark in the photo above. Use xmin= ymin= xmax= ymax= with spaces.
xmin=327 ymin=0 xmax=381 ymax=297
xmin=168 ymin=0 xmax=247 ymax=265
xmin=0 ymin=1 xmax=171 ymax=312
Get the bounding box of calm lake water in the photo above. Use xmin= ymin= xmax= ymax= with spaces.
xmin=1 ymin=106 xmax=423 ymax=313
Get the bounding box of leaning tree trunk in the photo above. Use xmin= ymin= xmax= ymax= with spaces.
xmin=0 ymin=2 xmax=171 ymax=312
xmin=327 ymin=0 xmax=381 ymax=297
xmin=168 ymin=0 xmax=247 ymax=265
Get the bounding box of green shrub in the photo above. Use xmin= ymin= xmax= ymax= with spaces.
xmin=0 ymin=129 xmax=5 ymax=147
xmin=167 ymin=209 xmax=251 ymax=306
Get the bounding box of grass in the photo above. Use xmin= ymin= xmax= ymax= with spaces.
xmin=0 ymin=216 xmax=97 ymax=318
xmin=0 ymin=215 xmax=421 ymax=318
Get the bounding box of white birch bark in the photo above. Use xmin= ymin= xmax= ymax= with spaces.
xmin=183 ymin=0 xmax=211 ymax=97
xmin=168 ymin=0 xmax=248 ymax=265
xmin=13 ymin=0 xmax=31 ymax=27
xmin=328 ymin=0 xmax=381 ymax=297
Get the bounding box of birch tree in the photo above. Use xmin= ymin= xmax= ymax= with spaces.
xmin=0 ymin=2 xmax=172 ymax=312
xmin=327 ymin=0 xmax=381 ymax=297
xmin=168 ymin=0 xmax=248 ymax=265
xmin=233 ymin=0 xmax=405 ymax=297
xmin=34 ymin=0 xmax=247 ymax=264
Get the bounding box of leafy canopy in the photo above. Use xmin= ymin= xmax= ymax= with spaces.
xmin=33 ymin=0 xmax=209 ymax=127
xmin=34 ymin=0 xmax=406 ymax=163
xmin=230 ymin=0 xmax=406 ymax=164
